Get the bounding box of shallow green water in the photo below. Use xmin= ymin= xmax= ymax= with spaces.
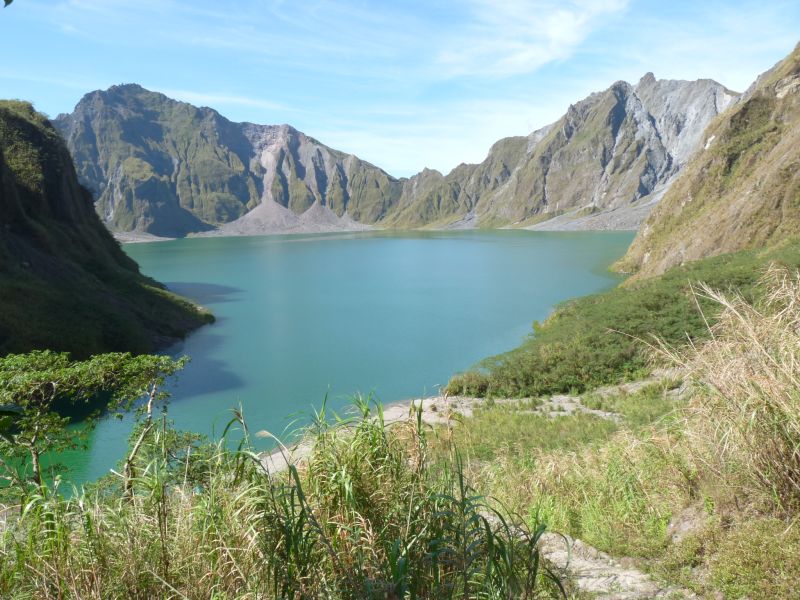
xmin=64 ymin=230 xmax=633 ymax=484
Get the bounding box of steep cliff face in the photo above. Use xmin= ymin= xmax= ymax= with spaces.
xmin=55 ymin=77 xmax=736 ymax=236
xmin=54 ymin=86 xmax=403 ymax=237
xmin=0 ymin=101 xmax=211 ymax=357
xmin=54 ymin=85 xmax=264 ymax=237
xmin=618 ymin=44 xmax=800 ymax=279
xmin=468 ymin=76 xmax=736 ymax=229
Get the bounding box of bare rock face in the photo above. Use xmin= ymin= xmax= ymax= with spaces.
xmin=54 ymin=76 xmax=738 ymax=237
xmin=368 ymin=75 xmax=737 ymax=230
xmin=634 ymin=73 xmax=739 ymax=167
xmin=240 ymin=123 xmax=401 ymax=226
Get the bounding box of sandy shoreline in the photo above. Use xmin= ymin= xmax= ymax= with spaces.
xmin=114 ymin=231 xmax=175 ymax=244
xmin=260 ymin=395 xmax=479 ymax=474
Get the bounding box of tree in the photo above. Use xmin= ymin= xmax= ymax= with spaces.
xmin=4 ymin=1 xmax=14 ymax=7
xmin=0 ymin=404 xmax=22 ymax=442
xmin=0 ymin=350 xmax=186 ymax=496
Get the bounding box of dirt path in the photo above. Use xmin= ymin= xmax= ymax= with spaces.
xmin=540 ymin=533 xmax=695 ymax=599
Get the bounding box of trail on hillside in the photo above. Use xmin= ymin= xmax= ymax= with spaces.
xmin=261 ymin=378 xmax=697 ymax=599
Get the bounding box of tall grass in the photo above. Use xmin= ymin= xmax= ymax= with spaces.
xmin=667 ymin=266 xmax=800 ymax=511
xmin=463 ymin=425 xmax=693 ymax=559
xmin=0 ymin=399 xmax=562 ymax=599
xmin=454 ymin=266 xmax=800 ymax=598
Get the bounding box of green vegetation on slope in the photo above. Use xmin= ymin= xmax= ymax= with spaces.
xmin=448 ymin=271 xmax=800 ymax=597
xmin=442 ymin=382 xmax=682 ymax=557
xmin=442 ymin=408 xmax=618 ymax=462
xmin=0 ymin=100 xmax=212 ymax=357
xmin=447 ymin=238 xmax=800 ymax=398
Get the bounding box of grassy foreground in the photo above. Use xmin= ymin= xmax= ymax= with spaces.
xmin=3 ymin=236 xmax=800 ymax=598
xmin=446 ymin=267 xmax=800 ymax=598
xmin=0 ymin=400 xmax=563 ymax=599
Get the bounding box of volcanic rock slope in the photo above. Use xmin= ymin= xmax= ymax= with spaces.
xmin=619 ymin=43 xmax=800 ymax=279
xmin=54 ymin=77 xmax=738 ymax=237
xmin=390 ymin=74 xmax=738 ymax=231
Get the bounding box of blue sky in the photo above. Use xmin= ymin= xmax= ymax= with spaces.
xmin=1 ymin=0 xmax=798 ymax=177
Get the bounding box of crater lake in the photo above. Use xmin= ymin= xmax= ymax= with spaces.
xmin=65 ymin=230 xmax=634 ymax=483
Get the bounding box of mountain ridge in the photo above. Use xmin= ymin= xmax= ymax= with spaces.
xmin=618 ymin=42 xmax=800 ymax=278
xmin=53 ymin=76 xmax=738 ymax=237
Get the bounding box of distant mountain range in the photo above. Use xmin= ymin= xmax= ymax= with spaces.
xmin=53 ymin=75 xmax=738 ymax=237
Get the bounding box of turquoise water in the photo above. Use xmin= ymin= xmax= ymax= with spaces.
xmin=65 ymin=230 xmax=634 ymax=483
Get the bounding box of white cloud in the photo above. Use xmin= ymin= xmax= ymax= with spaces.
xmin=160 ymin=89 xmax=295 ymax=114
xmin=437 ymin=0 xmax=629 ymax=77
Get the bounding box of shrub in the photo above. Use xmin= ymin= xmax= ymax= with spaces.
xmin=709 ymin=517 xmax=800 ymax=599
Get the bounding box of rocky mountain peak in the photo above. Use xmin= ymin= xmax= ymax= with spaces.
xmin=638 ymin=72 xmax=657 ymax=87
